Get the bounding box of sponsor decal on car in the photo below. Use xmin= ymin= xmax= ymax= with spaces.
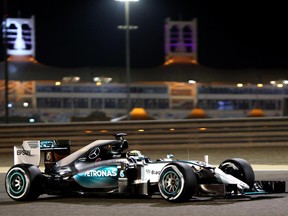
xmin=40 ymin=140 xmax=55 ymax=148
xmin=73 ymin=166 xmax=118 ymax=188
xmin=146 ymin=169 xmax=161 ymax=175
xmin=88 ymin=148 xmax=100 ymax=160
xmin=84 ymin=168 xmax=117 ymax=177
xmin=17 ymin=149 xmax=31 ymax=156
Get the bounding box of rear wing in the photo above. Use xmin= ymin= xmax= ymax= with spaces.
xmin=14 ymin=140 xmax=70 ymax=167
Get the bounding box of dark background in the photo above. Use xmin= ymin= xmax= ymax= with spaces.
xmin=1 ymin=0 xmax=288 ymax=70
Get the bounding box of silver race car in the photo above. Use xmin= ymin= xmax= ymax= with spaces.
xmin=5 ymin=133 xmax=286 ymax=202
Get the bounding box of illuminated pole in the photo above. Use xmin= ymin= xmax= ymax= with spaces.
xmin=125 ymin=1 xmax=131 ymax=119
xmin=116 ymin=0 xmax=138 ymax=119
xmin=3 ymin=0 xmax=9 ymax=123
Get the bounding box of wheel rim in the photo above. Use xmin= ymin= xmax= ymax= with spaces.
xmin=159 ymin=165 xmax=185 ymax=200
xmin=162 ymin=171 xmax=180 ymax=194
xmin=9 ymin=171 xmax=25 ymax=194
xmin=6 ymin=167 xmax=29 ymax=199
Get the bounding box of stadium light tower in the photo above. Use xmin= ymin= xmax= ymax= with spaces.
xmin=116 ymin=0 xmax=139 ymax=119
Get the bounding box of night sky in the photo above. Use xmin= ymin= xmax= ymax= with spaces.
xmin=1 ymin=0 xmax=288 ymax=70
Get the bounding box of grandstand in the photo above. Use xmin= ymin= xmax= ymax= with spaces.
xmin=1 ymin=79 xmax=287 ymax=123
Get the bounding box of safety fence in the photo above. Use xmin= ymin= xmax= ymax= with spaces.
xmin=1 ymin=117 xmax=288 ymax=152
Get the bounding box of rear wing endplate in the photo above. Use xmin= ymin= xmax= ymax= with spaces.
xmin=14 ymin=140 xmax=70 ymax=166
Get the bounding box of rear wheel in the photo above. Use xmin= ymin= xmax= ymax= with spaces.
xmin=158 ymin=162 xmax=197 ymax=202
xmin=5 ymin=164 xmax=43 ymax=201
xmin=219 ymin=158 xmax=255 ymax=189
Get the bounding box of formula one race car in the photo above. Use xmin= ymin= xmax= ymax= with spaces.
xmin=5 ymin=133 xmax=286 ymax=202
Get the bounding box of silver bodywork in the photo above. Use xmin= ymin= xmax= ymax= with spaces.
xmin=13 ymin=139 xmax=250 ymax=197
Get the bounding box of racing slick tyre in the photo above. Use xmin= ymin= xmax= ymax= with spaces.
xmin=219 ymin=158 xmax=255 ymax=189
xmin=5 ymin=164 xmax=43 ymax=201
xmin=158 ymin=162 xmax=197 ymax=202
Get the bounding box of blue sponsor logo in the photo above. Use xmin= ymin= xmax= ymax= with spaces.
xmin=40 ymin=140 xmax=55 ymax=148
xmin=74 ymin=166 xmax=118 ymax=188
xmin=84 ymin=168 xmax=117 ymax=177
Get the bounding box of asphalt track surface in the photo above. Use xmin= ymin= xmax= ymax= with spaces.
xmin=1 ymin=147 xmax=288 ymax=216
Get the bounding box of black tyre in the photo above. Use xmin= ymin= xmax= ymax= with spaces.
xmin=158 ymin=162 xmax=197 ymax=202
xmin=5 ymin=164 xmax=43 ymax=201
xmin=219 ymin=158 xmax=255 ymax=189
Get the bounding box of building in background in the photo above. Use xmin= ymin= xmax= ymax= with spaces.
xmin=4 ymin=16 xmax=37 ymax=63
xmin=0 ymin=80 xmax=287 ymax=123
xmin=164 ymin=18 xmax=197 ymax=65
xmin=1 ymin=17 xmax=288 ymax=123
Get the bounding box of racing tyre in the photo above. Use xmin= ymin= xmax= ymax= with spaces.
xmin=219 ymin=158 xmax=255 ymax=189
xmin=158 ymin=162 xmax=197 ymax=202
xmin=5 ymin=164 xmax=43 ymax=201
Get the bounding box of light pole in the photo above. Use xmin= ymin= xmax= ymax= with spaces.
xmin=116 ymin=0 xmax=138 ymax=119
xmin=2 ymin=0 xmax=9 ymax=123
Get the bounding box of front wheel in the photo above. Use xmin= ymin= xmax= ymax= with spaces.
xmin=5 ymin=164 xmax=43 ymax=201
xmin=158 ymin=162 xmax=197 ymax=202
xmin=219 ymin=158 xmax=255 ymax=189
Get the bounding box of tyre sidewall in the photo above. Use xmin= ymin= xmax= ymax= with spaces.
xmin=5 ymin=164 xmax=42 ymax=201
xmin=219 ymin=158 xmax=255 ymax=188
xmin=158 ymin=162 xmax=197 ymax=202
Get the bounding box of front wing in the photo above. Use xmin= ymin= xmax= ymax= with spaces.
xmin=197 ymin=180 xmax=286 ymax=197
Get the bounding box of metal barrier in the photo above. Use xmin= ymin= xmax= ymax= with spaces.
xmin=1 ymin=117 xmax=288 ymax=152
